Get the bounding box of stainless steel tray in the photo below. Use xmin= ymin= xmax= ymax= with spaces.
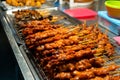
xmin=4 ymin=7 xmax=82 ymax=44
xmin=2 ymin=1 xmax=54 ymax=10
xmin=2 ymin=7 xmax=120 ymax=80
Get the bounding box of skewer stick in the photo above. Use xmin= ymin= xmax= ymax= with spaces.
xmin=104 ymin=27 xmax=109 ymax=35
xmin=102 ymin=56 xmax=120 ymax=63
xmin=109 ymin=56 xmax=120 ymax=60
xmin=103 ymin=62 xmax=116 ymax=66
xmin=94 ymin=53 xmax=103 ymax=57
xmin=109 ymin=70 xmax=120 ymax=75
xmin=98 ymin=55 xmax=120 ymax=62
xmin=67 ymin=26 xmax=80 ymax=33
xmin=95 ymin=23 xmax=98 ymax=28
xmin=82 ymin=20 xmax=87 ymax=30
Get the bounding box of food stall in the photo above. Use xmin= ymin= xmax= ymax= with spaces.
xmin=0 ymin=0 xmax=120 ymax=80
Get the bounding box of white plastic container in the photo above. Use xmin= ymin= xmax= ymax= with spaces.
xmin=59 ymin=0 xmax=94 ymax=8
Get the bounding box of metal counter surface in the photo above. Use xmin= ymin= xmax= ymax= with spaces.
xmin=0 ymin=0 xmax=118 ymax=80
xmin=0 ymin=12 xmax=39 ymax=80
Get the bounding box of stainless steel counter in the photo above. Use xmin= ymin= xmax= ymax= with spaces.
xmin=0 ymin=12 xmax=39 ymax=80
xmin=0 ymin=0 xmax=118 ymax=80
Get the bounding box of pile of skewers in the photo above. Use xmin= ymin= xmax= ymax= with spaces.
xmin=13 ymin=9 xmax=62 ymax=28
xmin=13 ymin=10 xmax=120 ymax=80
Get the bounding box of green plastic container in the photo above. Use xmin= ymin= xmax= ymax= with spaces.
xmin=105 ymin=1 xmax=120 ymax=18
xmin=105 ymin=1 xmax=120 ymax=9
xmin=106 ymin=0 xmax=120 ymax=1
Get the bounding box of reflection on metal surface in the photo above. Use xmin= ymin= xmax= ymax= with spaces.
xmin=0 ymin=13 xmax=36 ymax=80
